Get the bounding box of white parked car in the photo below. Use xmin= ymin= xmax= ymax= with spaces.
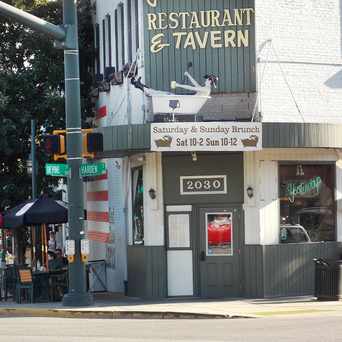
xmin=280 ymin=224 xmax=312 ymax=243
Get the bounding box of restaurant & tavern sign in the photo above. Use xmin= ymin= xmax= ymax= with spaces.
xmin=146 ymin=1 xmax=254 ymax=53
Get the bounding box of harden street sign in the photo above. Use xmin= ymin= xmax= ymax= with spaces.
xmin=80 ymin=162 xmax=106 ymax=177
xmin=45 ymin=163 xmax=70 ymax=177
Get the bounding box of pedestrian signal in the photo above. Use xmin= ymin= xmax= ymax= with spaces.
xmin=82 ymin=129 xmax=103 ymax=159
xmin=44 ymin=130 xmax=66 ymax=161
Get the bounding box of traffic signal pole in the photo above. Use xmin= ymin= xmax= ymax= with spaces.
xmin=0 ymin=1 xmax=92 ymax=306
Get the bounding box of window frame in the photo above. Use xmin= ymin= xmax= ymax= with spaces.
xmin=278 ymin=161 xmax=337 ymax=242
xmin=95 ymin=23 xmax=100 ymax=75
xmin=114 ymin=8 xmax=119 ymax=72
xmin=107 ymin=14 xmax=112 ymax=67
xmin=131 ymin=166 xmax=144 ymax=245
xmin=102 ymin=18 xmax=106 ymax=70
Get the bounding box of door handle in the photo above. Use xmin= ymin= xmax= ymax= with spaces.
xmin=200 ymin=251 xmax=206 ymax=261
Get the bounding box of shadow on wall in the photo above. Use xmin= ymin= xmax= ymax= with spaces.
xmin=325 ymin=69 xmax=342 ymax=89
xmin=341 ymin=0 xmax=342 ymax=57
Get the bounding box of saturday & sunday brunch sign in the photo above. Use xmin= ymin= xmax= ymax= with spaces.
xmin=151 ymin=122 xmax=262 ymax=152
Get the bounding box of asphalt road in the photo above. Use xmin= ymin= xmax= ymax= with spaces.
xmin=0 ymin=315 xmax=341 ymax=342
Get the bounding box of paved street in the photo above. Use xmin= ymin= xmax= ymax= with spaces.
xmin=0 ymin=315 xmax=342 ymax=342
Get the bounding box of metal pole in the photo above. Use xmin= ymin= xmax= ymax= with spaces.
xmin=31 ymin=119 xmax=40 ymax=270
xmin=61 ymin=0 xmax=91 ymax=306
xmin=0 ymin=2 xmax=65 ymax=41
xmin=31 ymin=119 xmax=37 ymax=199
xmin=0 ymin=0 xmax=91 ymax=306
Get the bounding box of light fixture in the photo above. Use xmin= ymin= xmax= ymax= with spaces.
xmin=191 ymin=152 xmax=197 ymax=162
xmin=246 ymin=186 xmax=254 ymax=198
xmin=148 ymin=188 xmax=156 ymax=199
xmin=136 ymin=155 xmax=146 ymax=163
xmin=296 ymin=164 xmax=304 ymax=176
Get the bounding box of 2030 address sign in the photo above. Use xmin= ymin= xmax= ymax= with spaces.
xmin=180 ymin=175 xmax=227 ymax=195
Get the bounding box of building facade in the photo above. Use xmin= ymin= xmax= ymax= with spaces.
xmin=87 ymin=0 xmax=342 ymax=298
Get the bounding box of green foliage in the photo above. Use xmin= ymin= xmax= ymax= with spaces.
xmin=0 ymin=0 xmax=95 ymax=210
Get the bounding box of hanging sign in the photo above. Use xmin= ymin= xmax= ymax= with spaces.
xmin=285 ymin=176 xmax=322 ymax=203
xmin=151 ymin=122 xmax=262 ymax=151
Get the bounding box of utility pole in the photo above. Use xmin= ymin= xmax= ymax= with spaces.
xmin=0 ymin=1 xmax=92 ymax=306
xmin=31 ymin=119 xmax=37 ymax=200
xmin=30 ymin=119 xmax=41 ymax=269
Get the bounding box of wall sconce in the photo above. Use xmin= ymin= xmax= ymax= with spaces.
xmin=296 ymin=164 xmax=304 ymax=176
xmin=191 ymin=152 xmax=197 ymax=162
xmin=148 ymin=188 xmax=156 ymax=199
xmin=246 ymin=186 xmax=254 ymax=199
xmin=136 ymin=155 xmax=145 ymax=163
xmin=26 ymin=157 xmax=33 ymax=175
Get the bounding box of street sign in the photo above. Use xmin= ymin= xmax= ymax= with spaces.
xmin=80 ymin=162 xmax=106 ymax=177
xmin=45 ymin=163 xmax=70 ymax=177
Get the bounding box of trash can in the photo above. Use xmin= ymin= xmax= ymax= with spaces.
xmin=314 ymin=258 xmax=342 ymax=300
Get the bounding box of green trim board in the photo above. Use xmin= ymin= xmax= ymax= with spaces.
xmin=262 ymin=123 xmax=342 ymax=148
xmin=95 ymin=123 xmax=342 ymax=156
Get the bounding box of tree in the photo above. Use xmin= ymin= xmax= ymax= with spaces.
xmin=0 ymin=0 xmax=94 ymax=210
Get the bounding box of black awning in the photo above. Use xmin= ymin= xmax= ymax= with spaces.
xmin=3 ymin=197 xmax=68 ymax=229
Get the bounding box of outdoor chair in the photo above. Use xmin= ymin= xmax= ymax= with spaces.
xmin=16 ymin=268 xmax=34 ymax=303
xmin=0 ymin=268 xmax=3 ymax=301
xmin=4 ymin=265 xmax=17 ymax=301
xmin=49 ymin=269 xmax=68 ymax=301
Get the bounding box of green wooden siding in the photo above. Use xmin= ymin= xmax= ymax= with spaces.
xmin=143 ymin=0 xmax=256 ymax=94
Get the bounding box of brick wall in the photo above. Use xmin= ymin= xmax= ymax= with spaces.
xmin=255 ymin=0 xmax=342 ymax=123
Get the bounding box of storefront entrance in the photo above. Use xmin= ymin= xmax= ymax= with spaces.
xmin=198 ymin=206 xmax=243 ymax=298
xmin=163 ymin=152 xmax=244 ymax=298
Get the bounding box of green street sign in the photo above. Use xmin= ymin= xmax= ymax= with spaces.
xmin=80 ymin=162 xmax=106 ymax=177
xmin=45 ymin=163 xmax=70 ymax=177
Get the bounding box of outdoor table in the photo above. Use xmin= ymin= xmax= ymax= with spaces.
xmin=33 ymin=268 xmax=68 ymax=302
xmin=49 ymin=268 xmax=68 ymax=302
xmin=32 ymin=271 xmax=50 ymax=302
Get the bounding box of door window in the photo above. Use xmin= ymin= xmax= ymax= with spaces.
xmin=206 ymin=212 xmax=233 ymax=256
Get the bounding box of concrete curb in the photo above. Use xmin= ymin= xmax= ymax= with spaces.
xmin=0 ymin=307 xmax=255 ymax=320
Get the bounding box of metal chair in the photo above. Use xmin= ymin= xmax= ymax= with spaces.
xmin=16 ymin=268 xmax=34 ymax=303
xmin=4 ymin=265 xmax=17 ymax=301
xmin=49 ymin=269 xmax=68 ymax=301
xmin=0 ymin=268 xmax=3 ymax=301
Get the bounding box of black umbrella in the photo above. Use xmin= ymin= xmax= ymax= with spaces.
xmin=3 ymin=197 xmax=68 ymax=229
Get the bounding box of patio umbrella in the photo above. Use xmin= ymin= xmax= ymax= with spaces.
xmin=2 ymin=197 xmax=68 ymax=229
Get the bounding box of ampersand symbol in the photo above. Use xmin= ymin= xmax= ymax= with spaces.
xmin=146 ymin=0 xmax=157 ymax=7
xmin=150 ymin=34 xmax=170 ymax=53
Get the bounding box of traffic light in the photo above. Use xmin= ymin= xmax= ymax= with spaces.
xmin=45 ymin=129 xmax=103 ymax=160
xmin=45 ymin=130 xmax=66 ymax=161
xmin=82 ymin=129 xmax=103 ymax=159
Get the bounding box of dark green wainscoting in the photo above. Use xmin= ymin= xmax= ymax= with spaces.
xmin=244 ymin=242 xmax=342 ymax=298
xmin=127 ymin=246 xmax=167 ymax=298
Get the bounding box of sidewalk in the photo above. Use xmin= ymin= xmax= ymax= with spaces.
xmin=1 ymin=294 xmax=342 ymax=319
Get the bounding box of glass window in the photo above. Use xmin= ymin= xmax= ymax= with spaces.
xmin=280 ymin=225 xmax=311 ymax=244
xmin=279 ymin=164 xmax=336 ymax=242
xmin=206 ymin=212 xmax=233 ymax=256
xmin=132 ymin=167 xmax=144 ymax=245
